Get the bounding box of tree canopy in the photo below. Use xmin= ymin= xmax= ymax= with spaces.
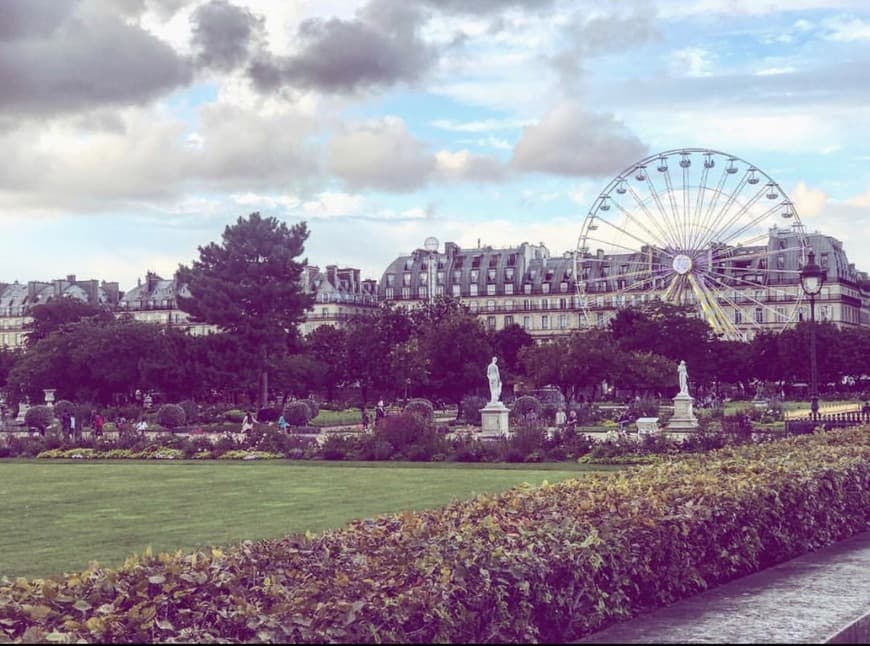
xmin=177 ymin=212 xmax=314 ymax=407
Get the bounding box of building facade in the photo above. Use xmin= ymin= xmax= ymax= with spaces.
xmin=377 ymin=231 xmax=870 ymax=341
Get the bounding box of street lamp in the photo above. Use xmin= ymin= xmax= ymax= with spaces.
xmin=799 ymin=249 xmax=825 ymax=420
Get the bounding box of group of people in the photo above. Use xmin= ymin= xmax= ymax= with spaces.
xmin=360 ymin=400 xmax=387 ymax=431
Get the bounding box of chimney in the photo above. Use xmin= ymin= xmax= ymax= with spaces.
xmin=67 ymin=274 xmax=76 ymax=283
xmin=83 ymin=279 xmax=98 ymax=304
xmin=326 ymin=264 xmax=338 ymax=288
xmin=101 ymin=281 xmax=120 ymax=306
xmin=146 ymin=271 xmax=159 ymax=293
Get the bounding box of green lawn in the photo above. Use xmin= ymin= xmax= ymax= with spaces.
xmin=0 ymin=460 xmax=614 ymax=579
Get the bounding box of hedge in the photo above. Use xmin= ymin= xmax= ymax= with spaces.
xmin=2 ymin=426 xmax=868 ymax=643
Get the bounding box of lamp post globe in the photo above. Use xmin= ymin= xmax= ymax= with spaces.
xmin=799 ymin=249 xmax=825 ymax=420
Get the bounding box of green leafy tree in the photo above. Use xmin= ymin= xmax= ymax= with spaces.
xmin=412 ymin=297 xmax=492 ymax=411
xmin=177 ymin=212 xmax=314 ymax=408
xmin=490 ymin=323 xmax=534 ymax=386
xmin=24 ymin=298 xmax=114 ymax=347
xmin=304 ymin=325 xmax=348 ymax=402
xmin=345 ymin=303 xmax=415 ymax=405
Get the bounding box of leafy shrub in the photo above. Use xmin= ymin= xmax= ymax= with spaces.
xmin=24 ymin=405 xmax=54 ymax=432
xmin=512 ymin=395 xmax=543 ymax=422
xmin=461 ymin=395 xmax=487 ymax=426
xmin=8 ymin=425 xmax=864 ymax=644
xmin=224 ymin=409 xmax=246 ymax=423
xmin=178 ymin=400 xmax=199 ymax=424
xmin=156 ymin=403 xmax=186 ymax=429
xmin=283 ymin=401 xmax=312 ymax=427
xmin=404 ymin=398 xmax=435 ymax=422
xmin=53 ymin=400 xmax=75 ymax=420
xmin=257 ymin=407 xmax=280 ymax=423
xmin=375 ymin=412 xmax=445 ymax=460
xmin=300 ymin=399 xmax=320 ymax=419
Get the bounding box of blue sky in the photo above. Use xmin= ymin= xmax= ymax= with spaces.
xmin=1 ymin=0 xmax=869 ymax=291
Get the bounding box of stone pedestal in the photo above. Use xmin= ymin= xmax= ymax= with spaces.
xmin=480 ymin=402 xmax=510 ymax=437
xmin=666 ymin=393 xmax=699 ymax=440
xmin=15 ymin=403 xmax=30 ymax=424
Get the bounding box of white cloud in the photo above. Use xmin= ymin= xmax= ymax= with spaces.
xmin=669 ymin=47 xmax=713 ymax=78
xmin=326 ymin=116 xmax=434 ymax=191
xmin=435 ymin=149 xmax=506 ymax=182
xmin=823 ymin=15 xmax=870 ymax=41
xmin=790 ymin=181 xmax=827 ymax=219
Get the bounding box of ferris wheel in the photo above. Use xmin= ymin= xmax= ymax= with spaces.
xmin=575 ymin=148 xmax=809 ymax=341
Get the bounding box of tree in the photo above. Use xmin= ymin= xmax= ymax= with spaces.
xmin=490 ymin=323 xmax=534 ymax=386
xmin=177 ymin=212 xmax=314 ymax=408
xmin=24 ymin=298 xmax=114 ymax=347
xmin=304 ymin=325 xmax=348 ymax=402
xmin=412 ymin=297 xmax=492 ymax=411
xmin=345 ymin=303 xmax=416 ymax=405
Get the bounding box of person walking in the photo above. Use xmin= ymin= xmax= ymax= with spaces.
xmin=361 ymin=408 xmax=370 ymax=432
xmin=241 ymin=411 xmax=255 ymax=434
xmin=93 ymin=412 xmax=104 ymax=438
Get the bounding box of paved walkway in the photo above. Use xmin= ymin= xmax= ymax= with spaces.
xmin=579 ymin=531 xmax=870 ymax=644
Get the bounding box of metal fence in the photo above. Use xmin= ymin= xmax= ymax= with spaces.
xmin=785 ymin=409 xmax=870 ymax=434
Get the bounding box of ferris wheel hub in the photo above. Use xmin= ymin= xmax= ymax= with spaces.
xmin=672 ymin=254 xmax=693 ymax=275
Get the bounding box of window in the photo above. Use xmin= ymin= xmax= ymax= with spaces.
xmin=734 ymin=309 xmax=742 ymax=324
xmin=754 ymin=307 xmax=763 ymax=323
xmin=523 ymin=315 xmax=532 ymax=330
xmin=487 ymin=284 xmax=496 ymax=295
xmin=487 ymin=316 xmax=496 ymax=330
xmin=523 ymin=299 xmax=532 ymax=311
xmin=559 ymin=314 xmax=568 ymax=329
xmin=487 ymin=300 xmax=496 ymax=312
xmin=596 ymin=312 xmax=604 ymax=326
xmin=469 ymin=301 xmax=479 ymax=313
xmin=386 ymin=274 xmax=395 ymax=287
xmin=402 ymin=287 xmax=410 ymax=299
xmin=452 ymin=285 xmax=461 ymax=297
xmin=542 ymin=315 xmax=550 ymax=330
xmin=436 ymin=271 xmax=444 ymax=285
xmin=453 ymin=270 xmax=462 ymax=282
xmin=542 ymin=283 xmax=550 ymax=293
xmin=541 ymin=298 xmax=549 ymax=310
xmin=505 ymin=268 xmax=514 ymax=281
xmin=776 ymin=307 xmax=785 ymax=322
xmin=524 ymin=283 xmax=532 ymax=294
xmin=505 ymin=315 xmax=513 ymax=326
xmin=470 ymin=284 xmax=478 ymax=296
xmin=419 ymin=271 xmax=428 ymax=284
xmin=487 ymin=269 xmax=496 ymax=281
xmin=470 ymin=269 xmax=479 ymax=282
xmin=505 ymin=283 xmax=514 ymax=295
xmin=559 ymin=298 xmax=568 ymax=309
xmin=435 ymin=286 xmax=444 ymax=297
xmin=560 ymin=282 xmax=568 ymax=293
xmin=403 ymin=272 xmax=411 ymax=286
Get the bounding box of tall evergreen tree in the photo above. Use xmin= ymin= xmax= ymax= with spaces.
xmin=177 ymin=212 xmax=314 ymax=407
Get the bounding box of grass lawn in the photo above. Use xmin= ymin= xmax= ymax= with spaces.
xmin=0 ymin=460 xmax=615 ymax=579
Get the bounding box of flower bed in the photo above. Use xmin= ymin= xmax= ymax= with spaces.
xmin=2 ymin=426 xmax=867 ymax=643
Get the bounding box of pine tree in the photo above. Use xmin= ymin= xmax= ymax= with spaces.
xmin=177 ymin=212 xmax=314 ymax=407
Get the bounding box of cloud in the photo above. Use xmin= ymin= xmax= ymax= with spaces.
xmin=248 ymin=0 xmax=436 ymax=94
xmin=791 ymin=182 xmax=827 ymax=218
xmin=327 ymin=116 xmax=435 ymax=191
xmin=823 ymin=15 xmax=870 ymax=41
xmin=511 ymin=101 xmax=648 ymax=177
xmin=435 ymin=150 xmax=507 ymax=182
xmin=552 ymin=7 xmax=660 ymax=87
xmin=191 ymin=0 xmax=266 ymax=72
xmin=669 ymin=47 xmax=714 ymax=78
xmin=0 ymin=100 xmax=323 ymax=213
xmin=0 ymin=1 xmax=192 ymax=117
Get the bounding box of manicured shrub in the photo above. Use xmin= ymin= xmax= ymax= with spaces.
xmin=53 ymin=400 xmax=75 ymax=420
xmin=224 ymin=409 xmax=246 ymax=423
xmin=156 ymin=403 xmax=186 ymax=429
xmin=461 ymin=395 xmax=487 ymax=426
xmin=300 ymin=398 xmax=320 ymax=419
xmin=283 ymin=401 xmax=312 ymax=427
xmin=6 ymin=426 xmax=866 ymax=644
xmin=403 ymin=398 xmax=434 ymax=422
xmin=178 ymin=400 xmax=199 ymax=424
xmin=375 ymin=411 xmax=445 ymax=460
xmin=24 ymin=405 xmax=54 ymax=433
xmin=512 ymin=395 xmax=543 ymax=421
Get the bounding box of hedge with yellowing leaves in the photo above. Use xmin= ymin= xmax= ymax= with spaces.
xmin=2 ymin=427 xmax=868 ymax=643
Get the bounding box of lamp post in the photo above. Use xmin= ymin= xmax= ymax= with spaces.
xmin=799 ymin=249 xmax=825 ymax=420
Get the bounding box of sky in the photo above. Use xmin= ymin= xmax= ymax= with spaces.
xmin=2 ymin=0 xmax=870 ymax=292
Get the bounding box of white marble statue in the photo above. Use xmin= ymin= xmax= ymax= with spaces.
xmin=678 ymin=360 xmax=688 ymax=396
xmin=487 ymin=357 xmax=502 ymax=404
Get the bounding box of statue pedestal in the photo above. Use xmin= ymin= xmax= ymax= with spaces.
xmin=480 ymin=402 xmax=510 ymax=437
xmin=666 ymin=393 xmax=699 ymax=440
